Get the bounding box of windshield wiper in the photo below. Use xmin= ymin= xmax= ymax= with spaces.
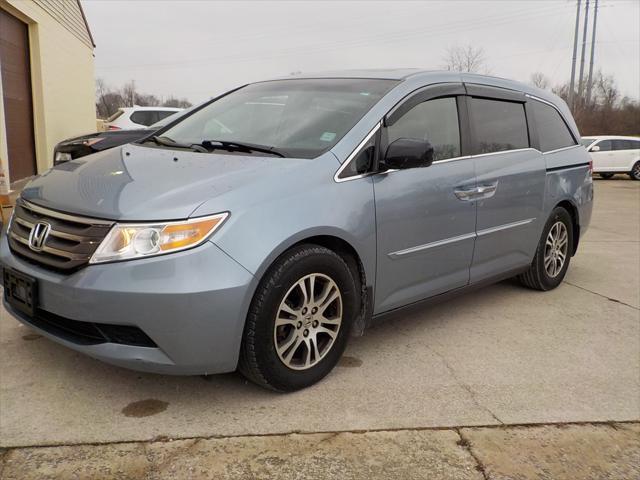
xmin=143 ymin=135 xmax=208 ymax=153
xmin=200 ymin=140 xmax=285 ymax=158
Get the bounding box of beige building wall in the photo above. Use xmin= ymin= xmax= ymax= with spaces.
xmin=0 ymin=0 xmax=95 ymax=186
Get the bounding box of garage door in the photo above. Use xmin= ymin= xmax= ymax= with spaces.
xmin=0 ymin=8 xmax=36 ymax=181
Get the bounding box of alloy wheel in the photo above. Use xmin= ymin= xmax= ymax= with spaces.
xmin=273 ymin=273 xmax=343 ymax=370
xmin=544 ymin=221 xmax=568 ymax=278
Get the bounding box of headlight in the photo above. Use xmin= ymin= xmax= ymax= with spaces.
xmin=90 ymin=212 xmax=228 ymax=264
xmin=54 ymin=152 xmax=73 ymax=163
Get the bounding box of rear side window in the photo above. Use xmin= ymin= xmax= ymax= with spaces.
xmin=613 ymin=139 xmax=640 ymax=150
xmin=130 ymin=111 xmax=159 ymax=126
xmin=387 ymin=97 xmax=461 ymax=161
xmin=531 ymin=100 xmax=577 ymax=152
xmin=469 ymin=98 xmax=529 ymax=154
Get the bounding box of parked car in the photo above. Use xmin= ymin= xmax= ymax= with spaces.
xmin=53 ymin=109 xmax=188 ymax=164
xmin=1 ymin=70 xmax=593 ymax=391
xmin=105 ymin=106 xmax=182 ymax=130
xmin=581 ymin=135 xmax=640 ymax=180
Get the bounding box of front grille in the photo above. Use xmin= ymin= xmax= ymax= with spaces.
xmin=23 ymin=308 xmax=157 ymax=347
xmin=8 ymin=199 xmax=113 ymax=271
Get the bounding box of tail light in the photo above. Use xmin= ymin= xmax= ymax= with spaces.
xmin=589 ymin=160 xmax=593 ymax=173
xmin=108 ymin=125 xmax=121 ymax=131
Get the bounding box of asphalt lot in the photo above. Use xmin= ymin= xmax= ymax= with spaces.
xmin=1 ymin=178 xmax=639 ymax=478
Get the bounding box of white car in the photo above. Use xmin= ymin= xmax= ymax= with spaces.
xmin=105 ymin=106 xmax=183 ymax=130
xmin=581 ymin=135 xmax=640 ymax=180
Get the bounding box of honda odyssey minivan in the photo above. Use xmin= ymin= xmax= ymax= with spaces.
xmin=1 ymin=70 xmax=593 ymax=391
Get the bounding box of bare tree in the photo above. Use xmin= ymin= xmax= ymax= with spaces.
xmin=551 ymin=70 xmax=639 ymax=135
xmin=530 ymin=72 xmax=550 ymax=90
xmin=95 ymin=78 xmax=126 ymax=118
xmin=163 ymin=96 xmax=192 ymax=108
xmin=442 ymin=45 xmax=489 ymax=73
xmin=95 ymin=80 xmax=192 ymax=118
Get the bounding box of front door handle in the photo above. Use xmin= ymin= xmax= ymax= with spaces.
xmin=454 ymin=181 xmax=499 ymax=201
xmin=476 ymin=182 xmax=498 ymax=197
xmin=454 ymin=187 xmax=478 ymax=201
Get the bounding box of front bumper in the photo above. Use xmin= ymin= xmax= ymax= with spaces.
xmin=1 ymin=234 xmax=255 ymax=375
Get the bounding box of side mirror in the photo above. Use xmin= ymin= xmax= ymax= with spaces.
xmin=384 ymin=138 xmax=434 ymax=170
xmin=589 ymin=145 xmax=600 ymax=152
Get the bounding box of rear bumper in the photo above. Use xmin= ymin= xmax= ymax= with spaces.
xmin=1 ymin=234 xmax=255 ymax=375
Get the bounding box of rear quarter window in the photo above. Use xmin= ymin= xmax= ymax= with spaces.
xmin=130 ymin=111 xmax=159 ymax=126
xmin=469 ymin=98 xmax=529 ymax=154
xmin=531 ymin=100 xmax=577 ymax=153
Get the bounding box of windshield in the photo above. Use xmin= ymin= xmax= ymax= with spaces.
xmin=580 ymin=137 xmax=596 ymax=148
xmin=158 ymin=79 xmax=397 ymax=158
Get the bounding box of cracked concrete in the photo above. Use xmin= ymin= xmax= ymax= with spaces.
xmin=1 ymin=423 xmax=638 ymax=479
xmin=0 ymin=180 xmax=638 ymax=477
xmin=426 ymin=342 xmax=504 ymax=425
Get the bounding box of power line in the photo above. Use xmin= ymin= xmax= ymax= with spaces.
xmin=586 ymin=0 xmax=599 ymax=105
xmin=568 ymin=0 xmax=581 ymax=109
xmin=577 ymin=0 xmax=590 ymax=101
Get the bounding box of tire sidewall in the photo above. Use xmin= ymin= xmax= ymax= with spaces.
xmin=535 ymin=208 xmax=574 ymax=290
xmin=631 ymin=162 xmax=640 ymax=181
xmin=247 ymin=246 xmax=358 ymax=391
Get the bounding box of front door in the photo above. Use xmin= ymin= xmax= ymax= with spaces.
xmin=373 ymin=89 xmax=477 ymax=313
xmin=0 ymin=9 xmax=37 ymax=182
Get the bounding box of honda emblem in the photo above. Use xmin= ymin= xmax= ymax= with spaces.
xmin=28 ymin=222 xmax=51 ymax=252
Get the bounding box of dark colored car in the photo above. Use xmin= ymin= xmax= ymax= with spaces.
xmin=53 ymin=109 xmax=188 ymax=165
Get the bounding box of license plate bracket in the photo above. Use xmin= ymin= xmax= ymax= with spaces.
xmin=3 ymin=268 xmax=38 ymax=317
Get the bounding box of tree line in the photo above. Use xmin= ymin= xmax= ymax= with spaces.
xmin=96 ymin=79 xmax=192 ymax=119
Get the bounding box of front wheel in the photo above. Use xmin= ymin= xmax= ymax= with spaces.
xmin=239 ymin=244 xmax=358 ymax=392
xmin=629 ymin=161 xmax=640 ymax=181
xmin=519 ymin=207 xmax=574 ymax=291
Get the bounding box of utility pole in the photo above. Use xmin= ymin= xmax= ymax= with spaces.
xmin=586 ymin=0 xmax=599 ymax=106
xmin=577 ymin=0 xmax=590 ymax=105
xmin=568 ymin=0 xmax=581 ymax=110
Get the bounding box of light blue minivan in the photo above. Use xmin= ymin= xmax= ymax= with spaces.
xmin=1 ymin=70 xmax=593 ymax=391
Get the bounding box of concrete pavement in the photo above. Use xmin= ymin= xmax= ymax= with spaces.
xmin=1 ymin=423 xmax=638 ymax=479
xmin=1 ymin=179 xmax=639 ymax=477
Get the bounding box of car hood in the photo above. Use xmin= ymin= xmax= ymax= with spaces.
xmin=21 ymin=144 xmax=309 ymax=221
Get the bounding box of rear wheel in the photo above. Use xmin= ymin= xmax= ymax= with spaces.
xmin=629 ymin=161 xmax=640 ymax=181
xmin=519 ymin=207 xmax=573 ymax=291
xmin=239 ymin=244 xmax=358 ymax=392
xmin=599 ymin=173 xmax=614 ymax=179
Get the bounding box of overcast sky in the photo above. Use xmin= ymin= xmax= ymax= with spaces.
xmin=83 ymin=0 xmax=640 ymax=103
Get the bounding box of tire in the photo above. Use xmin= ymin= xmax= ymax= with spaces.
xmin=238 ymin=244 xmax=359 ymax=392
xmin=629 ymin=161 xmax=640 ymax=181
xmin=599 ymin=173 xmax=614 ymax=179
xmin=519 ymin=207 xmax=574 ymax=291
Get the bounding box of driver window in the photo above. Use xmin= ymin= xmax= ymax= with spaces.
xmin=594 ymin=140 xmax=612 ymax=152
xmin=387 ymin=97 xmax=461 ymax=161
